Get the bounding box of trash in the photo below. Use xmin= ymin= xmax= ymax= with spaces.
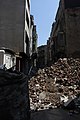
xmin=63 ymin=98 xmax=75 ymax=110
xmin=60 ymin=95 xmax=69 ymax=103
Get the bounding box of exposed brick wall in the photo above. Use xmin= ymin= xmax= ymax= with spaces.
xmin=49 ymin=1 xmax=80 ymax=60
xmin=65 ymin=8 xmax=80 ymax=57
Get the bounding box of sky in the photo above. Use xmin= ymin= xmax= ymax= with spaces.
xmin=30 ymin=0 xmax=60 ymax=46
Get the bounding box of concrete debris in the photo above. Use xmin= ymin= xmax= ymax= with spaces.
xmin=39 ymin=91 xmax=46 ymax=100
xmin=29 ymin=58 xmax=80 ymax=111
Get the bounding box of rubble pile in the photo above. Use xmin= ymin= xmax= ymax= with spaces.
xmin=29 ymin=58 xmax=80 ymax=111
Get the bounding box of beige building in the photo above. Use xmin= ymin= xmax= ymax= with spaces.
xmin=49 ymin=0 xmax=80 ymax=63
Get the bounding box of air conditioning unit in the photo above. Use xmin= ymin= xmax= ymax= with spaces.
xmin=0 ymin=48 xmax=16 ymax=70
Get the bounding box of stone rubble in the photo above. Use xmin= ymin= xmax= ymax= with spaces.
xmin=29 ymin=58 xmax=80 ymax=111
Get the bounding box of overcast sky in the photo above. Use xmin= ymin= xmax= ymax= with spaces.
xmin=30 ymin=0 xmax=60 ymax=46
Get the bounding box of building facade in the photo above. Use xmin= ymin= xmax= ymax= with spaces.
xmin=49 ymin=0 xmax=80 ymax=63
xmin=47 ymin=38 xmax=52 ymax=66
xmin=37 ymin=45 xmax=47 ymax=69
xmin=30 ymin=15 xmax=38 ymax=68
xmin=0 ymin=0 xmax=31 ymax=74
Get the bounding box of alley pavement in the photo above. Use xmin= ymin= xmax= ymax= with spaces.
xmin=31 ymin=108 xmax=80 ymax=120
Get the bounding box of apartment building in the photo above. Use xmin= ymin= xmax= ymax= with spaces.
xmin=49 ymin=0 xmax=80 ymax=62
xmin=0 ymin=0 xmax=31 ymax=74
